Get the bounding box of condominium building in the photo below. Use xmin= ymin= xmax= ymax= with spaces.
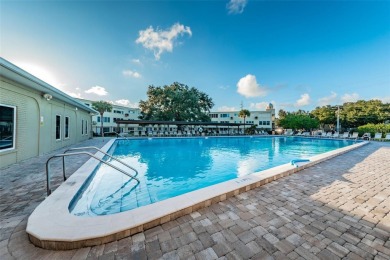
xmin=76 ymin=98 xmax=141 ymax=135
xmin=209 ymin=104 xmax=276 ymax=130
xmin=75 ymin=97 xmax=276 ymax=136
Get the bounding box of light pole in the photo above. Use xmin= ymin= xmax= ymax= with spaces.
xmin=336 ymin=105 xmax=340 ymax=132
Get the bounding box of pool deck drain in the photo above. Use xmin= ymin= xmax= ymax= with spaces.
xmin=1 ymin=138 xmax=390 ymax=259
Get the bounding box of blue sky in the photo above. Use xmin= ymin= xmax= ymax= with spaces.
xmin=1 ymin=0 xmax=390 ymax=112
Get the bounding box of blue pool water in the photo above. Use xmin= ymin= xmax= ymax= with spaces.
xmin=70 ymin=137 xmax=356 ymax=216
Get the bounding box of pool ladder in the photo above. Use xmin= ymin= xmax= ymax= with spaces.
xmin=45 ymin=146 xmax=139 ymax=196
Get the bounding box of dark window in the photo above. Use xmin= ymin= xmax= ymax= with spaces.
xmin=85 ymin=120 xmax=87 ymax=135
xmin=65 ymin=117 xmax=69 ymax=138
xmin=0 ymin=105 xmax=16 ymax=150
xmin=81 ymin=120 xmax=84 ymax=135
xmin=56 ymin=115 xmax=61 ymax=140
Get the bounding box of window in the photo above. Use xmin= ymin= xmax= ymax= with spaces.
xmin=65 ymin=117 xmax=69 ymax=138
xmin=209 ymin=114 xmax=218 ymax=118
xmin=97 ymin=116 xmax=100 ymax=123
xmin=220 ymin=114 xmax=230 ymax=118
xmin=82 ymin=120 xmax=84 ymax=135
xmin=56 ymin=115 xmax=61 ymax=140
xmin=85 ymin=120 xmax=88 ymax=135
xmin=113 ymin=110 xmax=123 ymax=114
xmin=104 ymin=117 xmax=110 ymax=123
xmin=0 ymin=104 xmax=16 ymax=151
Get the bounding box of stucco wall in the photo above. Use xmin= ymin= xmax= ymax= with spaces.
xmin=0 ymin=77 xmax=92 ymax=168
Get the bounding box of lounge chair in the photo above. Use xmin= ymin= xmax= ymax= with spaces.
xmin=341 ymin=132 xmax=349 ymax=138
xmin=349 ymin=132 xmax=358 ymax=139
xmin=332 ymin=132 xmax=339 ymax=138
xmin=373 ymin=133 xmax=382 ymax=140
xmin=325 ymin=132 xmax=332 ymax=138
xmin=133 ymin=131 xmax=139 ymax=137
xmin=141 ymin=131 xmax=146 ymax=137
xmin=361 ymin=132 xmax=371 ymax=140
xmin=385 ymin=133 xmax=390 ymax=141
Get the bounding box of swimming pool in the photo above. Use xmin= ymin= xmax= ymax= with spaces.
xmin=70 ymin=136 xmax=356 ymax=216
xmin=27 ymin=136 xmax=367 ymax=249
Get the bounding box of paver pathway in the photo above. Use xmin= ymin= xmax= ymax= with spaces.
xmin=1 ymin=139 xmax=389 ymax=259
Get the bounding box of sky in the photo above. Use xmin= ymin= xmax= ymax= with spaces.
xmin=1 ymin=0 xmax=390 ymax=113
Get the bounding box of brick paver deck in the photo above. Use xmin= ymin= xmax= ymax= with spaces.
xmin=1 ymin=139 xmax=389 ymax=259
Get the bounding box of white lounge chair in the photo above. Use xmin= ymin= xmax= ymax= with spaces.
xmin=325 ymin=132 xmax=332 ymax=138
xmin=349 ymin=132 xmax=358 ymax=139
xmin=373 ymin=133 xmax=382 ymax=140
xmin=332 ymin=132 xmax=339 ymax=138
xmin=385 ymin=133 xmax=390 ymax=141
xmin=341 ymin=132 xmax=349 ymax=138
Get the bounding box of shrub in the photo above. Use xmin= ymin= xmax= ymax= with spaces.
xmin=357 ymin=123 xmax=390 ymax=138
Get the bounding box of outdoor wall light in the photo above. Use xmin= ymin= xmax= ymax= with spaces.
xmin=42 ymin=93 xmax=53 ymax=101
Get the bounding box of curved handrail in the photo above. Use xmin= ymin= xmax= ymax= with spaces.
xmin=46 ymin=152 xmax=140 ymax=196
xmin=64 ymin=146 xmax=138 ymax=177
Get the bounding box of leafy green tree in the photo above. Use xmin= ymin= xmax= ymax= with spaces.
xmin=311 ymin=105 xmax=337 ymax=128
xmin=278 ymin=109 xmax=287 ymax=119
xmin=340 ymin=100 xmax=390 ymax=128
xmin=92 ymin=101 xmax=113 ymax=137
xmin=238 ymin=109 xmax=251 ymax=124
xmin=139 ymin=82 xmax=214 ymax=122
xmin=279 ymin=114 xmax=319 ymax=130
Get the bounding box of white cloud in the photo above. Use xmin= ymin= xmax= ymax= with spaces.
xmin=131 ymin=59 xmax=141 ymax=65
xmin=295 ymin=93 xmax=311 ymax=107
xmin=249 ymin=102 xmax=269 ymax=110
xmin=373 ymin=96 xmax=390 ymax=103
xmin=123 ymin=70 xmax=142 ymax=78
xmin=85 ymin=86 xmax=108 ymax=96
xmin=318 ymin=91 xmax=338 ymax=106
xmin=136 ymin=23 xmax=192 ymax=60
xmin=237 ymin=74 xmax=267 ymax=98
xmin=217 ymin=106 xmax=238 ymax=112
xmin=67 ymin=92 xmax=82 ymax=98
xmin=114 ymin=99 xmax=139 ymax=108
xmin=226 ymin=0 xmax=248 ymax=14
xmin=341 ymin=93 xmax=359 ymax=103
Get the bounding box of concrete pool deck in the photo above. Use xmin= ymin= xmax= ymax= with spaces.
xmin=1 ymin=138 xmax=389 ymax=259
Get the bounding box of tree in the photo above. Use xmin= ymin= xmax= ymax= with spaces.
xmin=340 ymin=100 xmax=390 ymax=128
xmin=278 ymin=114 xmax=319 ymax=130
xmin=92 ymin=101 xmax=113 ymax=137
xmin=311 ymin=105 xmax=337 ymax=128
xmin=278 ymin=109 xmax=287 ymax=119
xmin=239 ymin=109 xmax=251 ymax=124
xmin=139 ymin=82 xmax=214 ymax=122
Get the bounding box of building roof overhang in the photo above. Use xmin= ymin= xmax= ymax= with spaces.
xmin=0 ymin=57 xmax=97 ymax=114
xmin=115 ymin=119 xmax=252 ymax=127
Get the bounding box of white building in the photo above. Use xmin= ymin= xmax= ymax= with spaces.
xmin=76 ymin=98 xmax=140 ymax=135
xmin=1 ymin=58 xmax=95 ymax=168
xmin=209 ymin=104 xmax=275 ymax=130
xmin=76 ymin=98 xmax=276 ymax=135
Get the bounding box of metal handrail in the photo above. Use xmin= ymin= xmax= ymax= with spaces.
xmin=46 ymin=152 xmax=140 ymax=196
xmin=64 ymin=146 xmax=138 ymax=178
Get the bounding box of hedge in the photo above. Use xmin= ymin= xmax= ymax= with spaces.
xmin=357 ymin=123 xmax=390 ymax=138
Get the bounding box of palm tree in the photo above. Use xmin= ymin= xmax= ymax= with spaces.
xmin=239 ymin=109 xmax=251 ymax=124
xmin=92 ymin=101 xmax=113 ymax=137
